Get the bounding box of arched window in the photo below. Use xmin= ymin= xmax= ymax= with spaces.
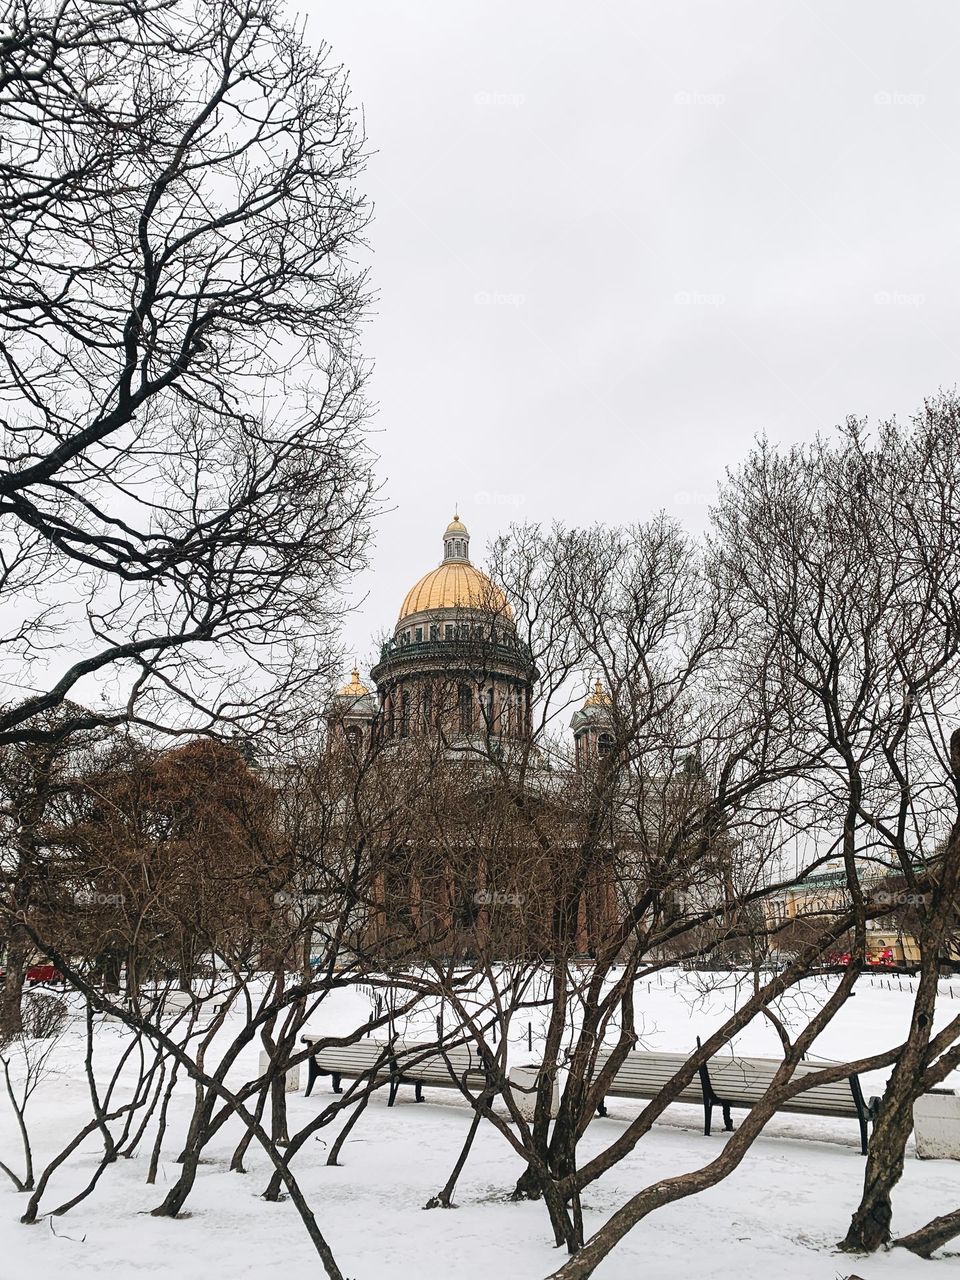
xmin=598 ymin=732 xmax=615 ymax=758
xmin=386 ymin=698 xmax=395 ymax=739
xmin=422 ymin=685 xmax=433 ymax=728
xmin=399 ymin=690 xmax=410 ymax=738
xmin=346 ymin=725 xmax=362 ymax=753
xmin=484 ymin=686 xmax=494 ymax=729
xmin=459 ymin=683 xmax=473 ymax=733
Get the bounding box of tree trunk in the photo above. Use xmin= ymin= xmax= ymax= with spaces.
xmin=327 ymin=1095 xmax=369 ymax=1168
xmin=424 ymin=1097 xmax=484 ymax=1207
xmin=0 ymin=933 xmax=28 ymax=1038
xmin=102 ymin=951 xmax=122 ymax=996
xmin=840 ymin=728 xmax=960 ymax=1254
xmin=231 ymin=1077 xmax=271 ymax=1173
xmin=147 ymin=1059 xmax=181 ymax=1185
xmin=153 ymin=1089 xmax=214 ymax=1217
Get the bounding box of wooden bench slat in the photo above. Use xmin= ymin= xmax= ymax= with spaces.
xmin=708 ymin=1056 xmax=860 ymax=1116
xmin=593 ymin=1051 xmax=704 ymax=1103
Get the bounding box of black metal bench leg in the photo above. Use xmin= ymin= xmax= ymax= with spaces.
xmin=332 ymin=1072 xmax=343 ymax=1094
xmin=703 ymin=1099 xmax=712 ymax=1136
xmin=858 ymin=1113 xmax=868 ymax=1155
xmin=722 ymin=1103 xmax=733 ymax=1132
xmin=415 ymin=1082 xmax=424 ymax=1103
xmin=388 ymin=1078 xmax=398 ymax=1107
xmin=597 ymin=1099 xmax=608 ymax=1118
xmin=305 ymin=1057 xmax=319 ymax=1097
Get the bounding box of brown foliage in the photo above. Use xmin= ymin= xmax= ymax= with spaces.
xmin=40 ymin=737 xmax=284 ymax=986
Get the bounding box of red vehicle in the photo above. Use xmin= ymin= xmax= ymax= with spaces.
xmin=25 ymin=963 xmax=63 ymax=985
xmin=0 ymin=963 xmax=65 ymax=986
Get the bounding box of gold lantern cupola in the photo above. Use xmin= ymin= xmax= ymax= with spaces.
xmin=443 ymin=512 xmax=470 ymax=562
xmin=583 ymin=679 xmax=612 ymax=708
xmin=338 ymin=668 xmax=369 ymax=698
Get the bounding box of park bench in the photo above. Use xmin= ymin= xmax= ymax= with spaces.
xmin=704 ymin=1054 xmax=876 ymax=1155
xmin=302 ymin=1034 xmax=486 ymax=1106
xmin=392 ymin=1039 xmax=488 ymax=1103
xmin=590 ymin=1048 xmax=876 ymax=1154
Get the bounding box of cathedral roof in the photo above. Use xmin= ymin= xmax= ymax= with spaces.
xmin=570 ymin=678 xmax=615 ymax=732
xmin=397 ymin=516 xmax=513 ymax=622
xmin=398 ymin=562 xmax=512 ymax=621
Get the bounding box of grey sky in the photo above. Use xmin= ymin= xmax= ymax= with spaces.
xmin=305 ymin=1 xmax=960 ymax=671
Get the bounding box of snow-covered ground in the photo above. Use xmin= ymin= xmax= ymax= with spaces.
xmin=1 ymin=971 xmax=959 ymax=1280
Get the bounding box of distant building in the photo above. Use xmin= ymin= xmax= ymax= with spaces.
xmin=764 ymin=864 xmax=959 ymax=968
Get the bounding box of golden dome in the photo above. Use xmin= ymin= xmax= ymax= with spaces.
xmin=397 ymin=514 xmax=512 ymax=622
xmin=338 ymin=668 xmax=369 ymax=697
xmin=583 ymin=679 xmax=611 ymax=707
xmin=399 ymin=562 xmax=513 ymax=621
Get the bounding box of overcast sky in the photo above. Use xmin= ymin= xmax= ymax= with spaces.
xmin=304 ymin=1 xmax=960 ymax=673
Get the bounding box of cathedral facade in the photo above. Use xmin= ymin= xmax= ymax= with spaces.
xmin=324 ymin=515 xmax=619 ymax=960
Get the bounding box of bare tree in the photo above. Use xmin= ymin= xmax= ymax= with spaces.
xmin=354 ymin=520 xmax=844 ymax=1259
xmin=713 ymin=400 xmax=960 ymax=1257
xmin=0 ymin=708 xmax=105 ymax=1034
xmin=0 ymin=988 xmax=67 ymax=1191
xmin=0 ymin=0 xmax=374 ymax=749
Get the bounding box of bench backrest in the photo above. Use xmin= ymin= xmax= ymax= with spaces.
xmin=303 ymin=1034 xmax=484 ymax=1087
xmin=393 ymin=1039 xmax=482 ymax=1085
xmin=594 ymin=1050 xmax=705 ymax=1104
xmin=707 ymin=1055 xmax=858 ymax=1115
xmin=305 ymin=1037 xmax=395 ymax=1080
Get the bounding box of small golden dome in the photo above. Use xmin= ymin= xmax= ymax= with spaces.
xmin=444 ymin=512 xmax=468 ymax=536
xmin=338 ymin=668 xmax=369 ymax=697
xmin=398 ymin=562 xmax=513 ymax=621
xmin=584 ymin=679 xmax=611 ymax=707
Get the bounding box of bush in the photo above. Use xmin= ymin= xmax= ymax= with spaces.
xmin=20 ymin=992 xmax=68 ymax=1040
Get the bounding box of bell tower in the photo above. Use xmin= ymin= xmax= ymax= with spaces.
xmin=442 ymin=514 xmax=470 ymax=562
xmin=571 ymin=680 xmax=615 ymax=768
xmin=326 ymin=668 xmax=378 ymax=755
